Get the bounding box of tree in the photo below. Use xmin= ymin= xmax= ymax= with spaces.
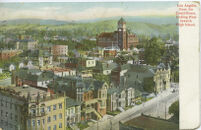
xmin=93 ymin=74 xmax=110 ymax=84
xmin=169 ymin=100 xmax=179 ymax=121
xmin=114 ymin=55 xmax=128 ymax=65
xmin=143 ymin=77 xmax=155 ymax=93
xmin=144 ymin=37 xmax=165 ymax=65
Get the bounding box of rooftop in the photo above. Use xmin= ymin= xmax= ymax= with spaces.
xmin=0 ymin=85 xmax=49 ymax=99
xmin=66 ymin=97 xmax=81 ymax=108
xmin=122 ymin=115 xmax=179 ymax=130
xmin=0 ymin=85 xmax=64 ymax=102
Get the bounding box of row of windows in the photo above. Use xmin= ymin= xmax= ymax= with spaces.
xmin=67 ymin=107 xmax=80 ymax=115
xmin=0 ymin=110 xmax=18 ymax=121
xmin=87 ymin=60 xmax=95 ymax=65
xmin=30 ymin=122 xmax=62 ymax=130
xmin=47 ymin=103 xmax=63 ymax=112
xmin=0 ymin=100 xmax=19 ymax=110
xmin=48 ymin=123 xmax=63 ymax=130
xmin=29 ymin=113 xmax=62 ymax=127
xmin=31 ymin=103 xmax=63 ymax=114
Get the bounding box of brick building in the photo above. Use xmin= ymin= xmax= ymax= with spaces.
xmin=0 ymin=49 xmax=21 ymax=60
xmin=52 ymin=45 xmax=68 ymax=56
xmin=96 ymin=18 xmax=139 ymax=50
xmin=48 ymin=77 xmax=108 ymax=121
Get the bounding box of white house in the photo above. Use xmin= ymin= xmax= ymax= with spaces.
xmin=18 ymin=62 xmax=25 ymax=69
xmin=9 ymin=64 xmax=15 ymax=72
xmin=86 ymin=59 xmax=96 ymax=68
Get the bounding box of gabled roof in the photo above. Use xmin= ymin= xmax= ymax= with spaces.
xmin=66 ymin=97 xmax=81 ymax=108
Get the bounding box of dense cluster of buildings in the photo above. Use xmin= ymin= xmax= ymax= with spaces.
xmin=0 ymin=18 xmax=176 ymax=130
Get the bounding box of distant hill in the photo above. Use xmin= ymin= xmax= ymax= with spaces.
xmin=0 ymin=16 xmax=178 ymax=25
xmin=0 ymin=18 xmax=178 ymax=38
xmin=0 ymin=19 xmax=70 ymax=25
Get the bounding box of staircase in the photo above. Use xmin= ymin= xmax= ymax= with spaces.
xmin=85 ymin=108 xmax=102 ymax=119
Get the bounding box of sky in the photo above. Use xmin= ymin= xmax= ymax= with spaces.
xmin=0 ymin=2 xmax=178 ymax=21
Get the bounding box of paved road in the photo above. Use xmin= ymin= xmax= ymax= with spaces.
xmin=86 ymin=85 xmax=179 ymax=130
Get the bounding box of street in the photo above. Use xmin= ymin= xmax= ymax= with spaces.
xmin=85 ymin=83 xmax=179 ymax=130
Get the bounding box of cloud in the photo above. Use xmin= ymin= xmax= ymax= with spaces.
xmin=0 ymin=6 xmax=177 ymax=21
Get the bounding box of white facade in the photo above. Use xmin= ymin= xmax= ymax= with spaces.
xmin=18 ymin=62 xmax=24 ymax=69
xmin=27 ymin=41 xmax=38 ymax=50
xmin=54 ymin=70 xmax=76 ymax=77
xmin=86 ymin=60 xmax=96 ymax=68
xmin=120 ymin=69 xmax=128 ymax=76
xmin=37 ymin=80 xmax=50 ymax=88
xmin=9 ymin=64 xmax=15 ymax=72
xmin=103 ymin=70 xmax=112 ymax=75
xmin=38 ymin=57 xmax=43 ymax=67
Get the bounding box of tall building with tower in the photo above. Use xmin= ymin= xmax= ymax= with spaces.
xmin=96 ymin=18 xmax=139 ymax=50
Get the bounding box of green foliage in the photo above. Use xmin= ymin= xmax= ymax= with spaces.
xmin=76 ymin=40 xmax=96 ymax=51
xmin=93 ymin=74 xmax=110 ymax=84
xmin=172 ymin=70 xmax=179 ymax=83
xmin=0 ymin=55 xmax=21 ymax=68
xmin=144 ymin=37 xmax=165 ymax=65
xmin=77 ymin=122 xmax=89 ymax=130
xmin=168 ymin=100 xmax=179 ymax=121
xmin=114 ymin=55 xmax=129 ymax=65
xmin=0 ymin=72 xmax=10 ymax=80
xmin=143 ymin=77 xmax=155 ymax=93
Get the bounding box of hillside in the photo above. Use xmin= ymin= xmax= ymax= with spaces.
xmin=0 ymin=19 xmax=178 ymax=39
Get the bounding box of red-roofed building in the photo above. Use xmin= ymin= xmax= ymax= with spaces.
xmin=96 ymin=18 xmax=139 ymax=50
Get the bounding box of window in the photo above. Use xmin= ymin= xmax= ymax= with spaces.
xmin=59 ymin=103 xmax=62 ymax=109
xmin=53 ymin=115 xmax=57 ymax=121
xmin=37 ymin=120 xmax=40 ymax=126
xmin=1 ymin=100 xmax=3 ymax=106
xmin=48 ymin=126 xmax=51 ymax=130
xmin=59 ymin=123 xmax=62 ymax=128
xmin=1 ymin=110 xmax=3 ymax=116
xmin=32 ymin=120 xmax=35 ymax=126
xmin=59 ymin=113 xmax=62 ymax=119
xmin=53 ymin=125 xmax=56 ymax=130
xmin=47 ymin=106 xmax=51 ymax=112
xmin=42 ymin=119 xmax=45 ymax=124
xmin=15 ymin=115 xmax=18 ymax=121
xmin=31 ymin=109 xmax=36 ymax=115
xmin=10 ymin=103 xmax=12 ymax=109
xmin=68 ymin=109 xmax=70 ymax=115
xmin=71 ymin=108 xmax=74 ymax=114
xmin=41 ymin=108 xmax=45 ymax=113
xmin=5 ymin=112 xmax=8 ymax=117
xmin=27 ymin=119 xmax=31 ymax=127
xmin=47 ymin=116 xmax=51 ymax=123
xmin=53 ymin=104 xmax=57 ymax=110
xmin=10 ymin=113 xmax=13 ymax=120
xmin=15 ymin=105 xmax=17 ymax=110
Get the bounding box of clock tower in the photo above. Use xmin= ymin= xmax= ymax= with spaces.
xmin=118 ymin=17 xmax=127 ymax=50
